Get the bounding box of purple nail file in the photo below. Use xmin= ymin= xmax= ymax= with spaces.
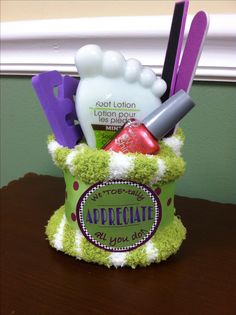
xmin=166 ymin=11 xmax=209 ymax=136
xmin=161 ymin=0 xmax=189 ymax=102
xmin=174 ymin=11 xmax=209 ymax=94
xmin=32 ymin=71 xmax=83 ymax=148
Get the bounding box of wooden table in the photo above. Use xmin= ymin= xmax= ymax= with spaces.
xmin=1 ymin=173 xmax=236 ymax=315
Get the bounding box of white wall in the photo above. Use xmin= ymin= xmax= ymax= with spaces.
xmin=2 ymin=0 xmax=236 ymax=21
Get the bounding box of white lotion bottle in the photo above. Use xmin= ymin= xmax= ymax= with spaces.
xmin=75 ymin=45 xmax=167 ymax=148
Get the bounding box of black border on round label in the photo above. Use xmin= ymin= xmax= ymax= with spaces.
xmin=76 ymin=180 xmax=162 ymax=252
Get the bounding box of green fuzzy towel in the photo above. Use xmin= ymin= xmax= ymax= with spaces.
xmin=46 ymin=206 xmax=186 ymax=268
xmin=47 ymin=128 xmax=185 ymax=186
xmin=46 ymin=129 xmax=186 ymax=268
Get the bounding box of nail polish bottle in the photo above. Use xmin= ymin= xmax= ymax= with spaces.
xmin=103 ymin=90 xmax=195 ymax=154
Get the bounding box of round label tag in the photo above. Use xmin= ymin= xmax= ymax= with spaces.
xmin=76 ymin=180 xmax=162 ymax=252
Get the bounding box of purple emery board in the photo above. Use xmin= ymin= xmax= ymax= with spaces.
xmin=174 ymin=11 xmax=209 ymax=94
xmin=166 ymin=11 xmax=209 ymax=136
xmin=161 ymin=0 xmax=189 ymax=102
xmin=32 ymin=71 xmax=83 ymax=148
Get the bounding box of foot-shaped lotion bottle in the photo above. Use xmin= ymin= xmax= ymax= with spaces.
xmin=75 ymin=45 xmax=167 ymax=148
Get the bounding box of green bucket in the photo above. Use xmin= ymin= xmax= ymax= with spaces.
xmin=46 ymin=129 xmax=186 ymax=268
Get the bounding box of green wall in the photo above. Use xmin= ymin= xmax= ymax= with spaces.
xmin=1 ymin=76 xmax=236 ymax=204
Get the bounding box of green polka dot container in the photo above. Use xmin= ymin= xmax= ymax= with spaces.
xmin=46 ymin=128 xmax=186 ymax=268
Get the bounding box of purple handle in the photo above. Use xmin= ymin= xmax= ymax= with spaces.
xmin=32 ymin=71 xmax=83 ymax=148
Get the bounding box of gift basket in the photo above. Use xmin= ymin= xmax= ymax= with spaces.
xmin=32 ymin=0 xmax=209 ymax=268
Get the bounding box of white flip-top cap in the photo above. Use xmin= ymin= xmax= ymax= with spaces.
xmin=142 ymin=90 xmax=195 ymax=139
